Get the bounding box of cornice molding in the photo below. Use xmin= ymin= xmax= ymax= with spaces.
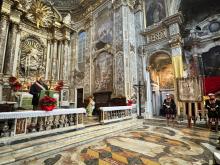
xmin=112 ymin=0 xmax=136 ymax=10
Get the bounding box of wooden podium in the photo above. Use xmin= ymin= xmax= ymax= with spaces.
xmin=93 ymin=91 xmax=112 ymax=111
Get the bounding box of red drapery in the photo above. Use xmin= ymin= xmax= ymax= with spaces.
xmin=203 ymin=76 xmax=220 ymax=95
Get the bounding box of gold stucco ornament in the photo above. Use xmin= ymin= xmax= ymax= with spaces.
xmin=27 ymin=0 xmax=54 ymax=28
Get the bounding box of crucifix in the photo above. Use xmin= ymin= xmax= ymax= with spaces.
xmin=134 ymin=81 xmax=145 ymax=119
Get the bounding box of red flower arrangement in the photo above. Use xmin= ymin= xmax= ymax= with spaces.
xmin=39 ymin=96 xmax=57 ymax=111
xmin=127 ymin=99 xmax=133 ymax=106
xmin=8 ymin=76 xmax=22 ymax=91
xmin=54 ymin=80 xmax=64 ymax=92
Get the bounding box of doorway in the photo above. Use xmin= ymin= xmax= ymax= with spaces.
xmin=77 ymin=88 xmax=84 ymax=108
xmin=149 ymin=53 xmax=175 ymax=116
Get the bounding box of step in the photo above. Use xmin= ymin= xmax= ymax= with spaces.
xmin=0 ymin=119 xmax=135 ymax=155
xmin=0 ymin=119 xmax=143 ymax=165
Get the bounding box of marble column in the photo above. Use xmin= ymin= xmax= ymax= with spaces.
xmin=12 ymin=26 xmax=21 ymax=76
xmin=45 ymin=40 xmax=51 ymax=80
xmin=57 ymin=40 xmax=62 ymax=80
xmin=0 ymin=14 xmax=10 ymax=73
xmin=4 ymin=23 xmax=19 ymax=75
xmin=59 ymin=40 xmax=64 ymax=80
xmin=63 ymin=40 xmax=69 ymax=81
xmin=0 ymin=77 xmax=3 ymax=101
xmin=52 ymin=39 xmax=58 ymax=80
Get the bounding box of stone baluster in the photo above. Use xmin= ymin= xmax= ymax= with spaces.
xmin=38 ymin=117 xmax=44 ymax=131
xmin=2 ymin=121 xmax=10 ymax=137
xmin=31 ymin=118 xmax=37 ymax=132
xmin=0 ymin=14 xmax=10 ymax=73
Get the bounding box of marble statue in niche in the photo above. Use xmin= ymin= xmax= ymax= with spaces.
xmin=95 ymin=7 xmax=113 ymax=45
xmin=145 ymin=0 xmax=166 ymax=26
xmin=20 ymin=37 xmax=45 ymax=77
xmin=95 ymin=52 xmax=113 ymax=92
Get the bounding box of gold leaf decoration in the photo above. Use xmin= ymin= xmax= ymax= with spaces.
xmin=26 ymin=0 xmax=54 ymax=28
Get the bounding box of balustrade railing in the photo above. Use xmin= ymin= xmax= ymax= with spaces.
xmin=0 ymin=108 xmax=86 ymax=139
xmin=100 ymin=106 xmax=133 ymax=124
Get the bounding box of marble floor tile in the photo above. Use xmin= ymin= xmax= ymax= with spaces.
xmin=25 ymin=125 xmax=217 ymax=165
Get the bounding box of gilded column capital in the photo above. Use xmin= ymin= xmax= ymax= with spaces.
xmin=10 ymin=9 xmax=23 ymax=24
xmin=169 ymin=35 xmax=182 ymax=48
xmin=0 ymin=13 xmax=10 ymax=22
xmin=1 ymin=0 xmax=13 ymax=15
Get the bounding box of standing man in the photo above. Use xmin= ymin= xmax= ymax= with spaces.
xmin=29 ymin=76 xmax=48 ymax=110
xmin=205 ymin=93 xmax=220 ymax=131
xmin=163 ymin=94 xmax=177 ymax=127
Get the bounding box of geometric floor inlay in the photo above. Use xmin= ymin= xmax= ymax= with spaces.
xmin=26 ymin=125 xmax=216 ymax=165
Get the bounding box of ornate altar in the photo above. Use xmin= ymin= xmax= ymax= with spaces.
xmin=0 ymin=0 xmax=74 ymax=109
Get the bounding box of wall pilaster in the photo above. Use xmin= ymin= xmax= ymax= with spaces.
xmin=0 ymin=14 xmax=10 ymax=73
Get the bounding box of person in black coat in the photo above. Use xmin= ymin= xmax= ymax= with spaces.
xmin=163 ymin=94 xmax=176 ymax=126
xmin=205 ymin=93 xmax=220 ymax=131
xmin=29 ymin=76 xmax=48 ymax=110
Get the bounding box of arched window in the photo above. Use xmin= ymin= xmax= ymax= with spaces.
xmin=78 ymin=31 xmax=86 ymax=63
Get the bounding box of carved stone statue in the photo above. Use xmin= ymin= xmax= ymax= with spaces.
xmin=63 ymin=13 xmax=71 ymax=25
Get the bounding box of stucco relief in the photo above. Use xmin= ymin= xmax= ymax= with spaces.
xmin=19 ymin=36 xmax=45 ymax=78
xmin=95 ymin=52 xmax=113 ymax=92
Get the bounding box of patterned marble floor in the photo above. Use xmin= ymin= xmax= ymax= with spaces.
xmin=26 ymin=125 xmax=218 ymax=165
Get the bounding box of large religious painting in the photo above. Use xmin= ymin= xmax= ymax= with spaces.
xmin=177 ymin=78 xmax=203 ymax=102
xmin=149 ymin=54 xmax=174 ymax=89
xmin=184 ymin=48 xmax=197 ymax=77
xmin=95 ymin=52 xmax=113 ymax=92
xmin=19 ymin=36 xmax=45 ymax=78
xmin=94 ymin=6 xmax=113 ymax=45
xmin=145 ymin=0 xmax=166 ymax=26
xmin=202 ymin=46 xmax=220 ymax=76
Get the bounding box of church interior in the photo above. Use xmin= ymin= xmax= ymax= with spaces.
xmin=0 ymin=0 xmax=220 ymax=164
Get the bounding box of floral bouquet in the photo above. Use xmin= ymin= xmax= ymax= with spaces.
xmin=8 ymin=76 xmax=22 ymax=91
xmin=39 ymin=95 xmax=57 ymax=111
xmin=127 ymin=99 xmax=133 ymax=106
xmin=54 ymin=80 xmax=64 ymax=92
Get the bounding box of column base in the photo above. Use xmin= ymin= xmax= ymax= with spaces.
xmin=137 ymin=116 xmax=144 ymax=119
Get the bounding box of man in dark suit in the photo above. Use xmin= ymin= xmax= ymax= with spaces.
xmin=29 ymin=76 xmax=48 ymax=110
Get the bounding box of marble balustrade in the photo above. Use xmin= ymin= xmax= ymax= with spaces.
xmin=0 ymin=108 xmax=86 ymax=138
xmin=100 ymin=106 xmax=133 ymax=124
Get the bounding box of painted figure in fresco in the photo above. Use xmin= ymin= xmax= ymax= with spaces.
xmin=146 ymin=0 xmax=165 ymax=26
xmin=205 ymin=93 xmax=220 ymax=131
xmin=162 ymin=94 xmax=176 ymax=126
xmin=29 ymin=76 xmax=48 ymax=110
xmin=86 ymin=96 xmax=95 ymax=117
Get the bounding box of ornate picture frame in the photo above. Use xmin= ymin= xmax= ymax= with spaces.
xmin=177 ymin=78 xmax=203 ymax=102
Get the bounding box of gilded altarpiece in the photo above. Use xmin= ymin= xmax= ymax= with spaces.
xmin=19 ymin=36 xmax=46 ymax=78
